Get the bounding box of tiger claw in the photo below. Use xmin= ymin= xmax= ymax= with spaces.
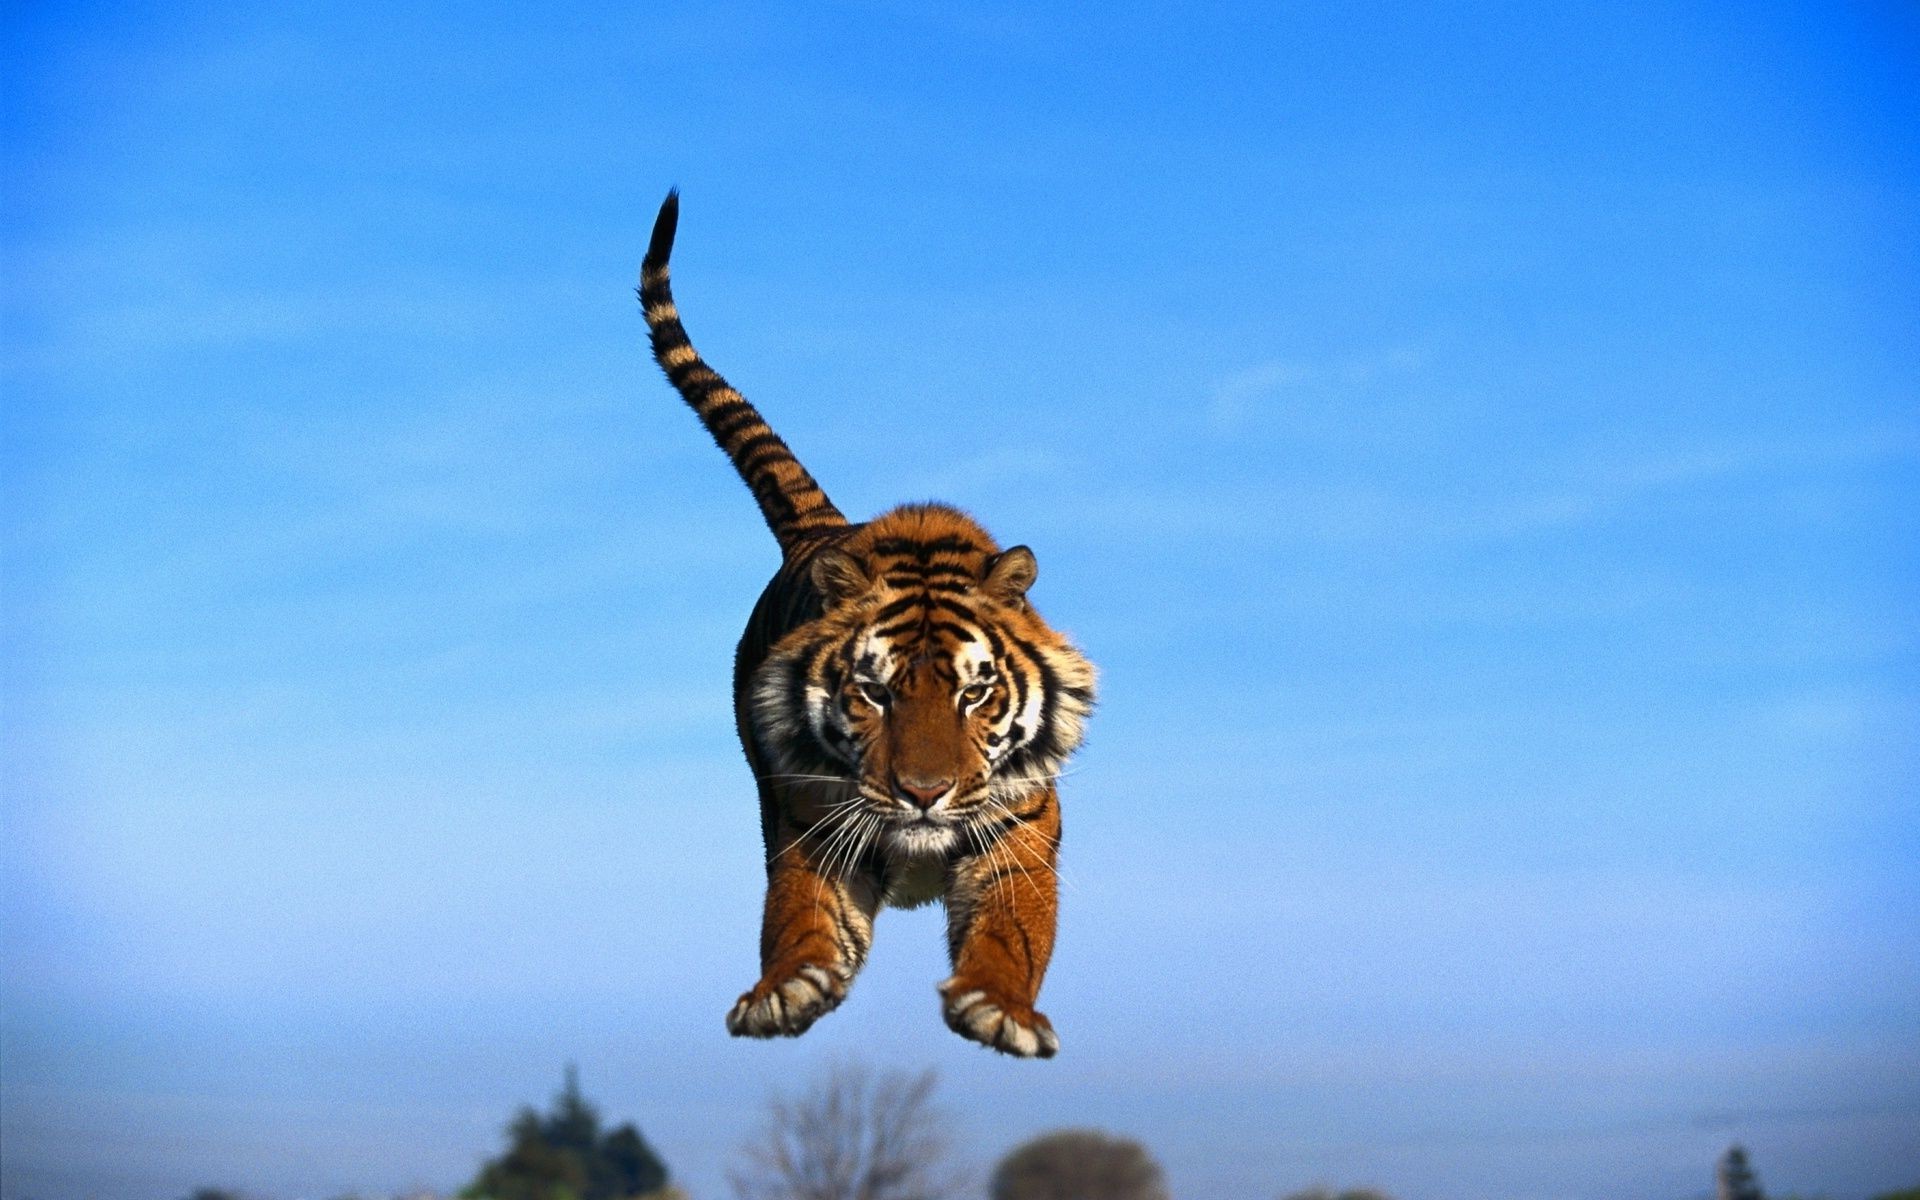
xmin=938 ymin=976 xmax=1059 ymax=1058
xmin=725 ymin=964 xmax=846 ymax=1038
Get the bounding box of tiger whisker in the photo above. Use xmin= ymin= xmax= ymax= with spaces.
xmin=833 ymin=808 xmax=880 ymax=883
xmin=963 ymin=806 xmax=1018 ymax=918
xmin=806 ymin=806 xmax=879 ymax=921
xmin=979 ymin=794 xmax=1073 ymax=896
xmin=851 ymin=814 xmax=883 ymax=881
xmin=987 ymin=816 xmax=1022 ymax=918
xmin=832 ymin=813 xmax=878 ymax=883
xmin=1006 ymin=767 xmax=1086 ymax=784
xmin=825 ymin=806 xmax=871 ymax=871
xmin=770 ymin=794 xmax=869 ymax=864
xmin=837 ymin=814 xmax=875 ymax=879
xmin=815 ymin=805 xmax=869 ymax=878
xmin=958 ymin=812 xmax=1004 ymax=918
xmin=996 ymin=797 xmax=1072 ymax=894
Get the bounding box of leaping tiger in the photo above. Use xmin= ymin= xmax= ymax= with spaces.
xmin=638 ymin=191 xmax=1096 ymax=1058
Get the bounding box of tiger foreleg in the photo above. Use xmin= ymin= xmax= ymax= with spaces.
xmin=725 ymin=846 xmax=880 ymax=1038
xmin=939 ymin=793 xmax=1062 ymax=1058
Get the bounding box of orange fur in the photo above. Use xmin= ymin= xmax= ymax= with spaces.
xmin=641 ymin=195 xmax=1094 ymax=1057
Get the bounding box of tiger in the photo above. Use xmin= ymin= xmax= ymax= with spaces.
xmin=637 ymin=190 xmax=1096 ymax=1058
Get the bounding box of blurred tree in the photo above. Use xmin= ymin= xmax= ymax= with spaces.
xmin=597 ymin=1123 xmax=674 ymax=1200
xmin=546 ymin=1064 xmax=601 ymax=1156
xmin=989 ymin=1129 xmax=1169 ymax=1200
xmin=728 ymin=1063 xmax=964 ymax=1200
xmin=463 ymin=1065 xmax=672 ymax=1200
xmin=1867 ymin=1189 xmax=1920 ymax=1200
xmin=1717 ymin=1145 xmax=1765 ymax=1200
xmin=1278 ymin=1189 xmax=1396 ymax=1200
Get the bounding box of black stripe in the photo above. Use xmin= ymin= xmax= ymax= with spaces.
xmin=782 ymin=654 xmax=809 ymax=738
xmin=1008 ymin=633 xmax=1060 ymax=753
xmin=970 ymin=809 xmax=1021 ymax=837
xmin=1009 ymin=789 xmax=1054 ymax=821
xmin=980 ymin=624 xmax=1027 ymax=745
xmin=883 ymin=575 xmax=970 ymax=593
xmin=978 ymin=622 xmax=1007 ymax=658
xmin=980 ymin=926 xmax=1036 ymax=983
xmin=1010 ymin=919 xmax=1036 ymax=981
xmin=753 ymin=485 xmax=799 ymax=527
xmin=666 ymin=358 xmax=716 ymax=388
xmin=925 ymin=595 xmax=980 ymax=621
xmin=1006 ymin=633 xmax=1036 ymax=744
xmin=881 ymin=562 xmax=975 ymax=583
xmin=872 ymin=593 xmax=925 ymax=622
xmin=728 ymin=431 xmax=783 ymax=466
xmin=644 ymin=189 xmax=680 ymax=270
xmin=870 ymin=535 xmax=986 ymax=560
xmin=702 ymin=402 xmax=760 ymax=438
xmin=805 ymin=632 xmax=842 ymax=686
xmin=737 ymin=446 xmax=794 ymax=481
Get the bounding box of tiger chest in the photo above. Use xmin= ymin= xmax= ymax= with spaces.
xmin=882 ymin=854 xmax=949 ymax=910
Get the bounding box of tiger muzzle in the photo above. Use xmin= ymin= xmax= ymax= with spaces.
xmin=891 ymin=774 xmax=954 ymax=810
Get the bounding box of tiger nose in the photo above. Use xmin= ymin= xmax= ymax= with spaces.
xmin=892 ymin=775 xmax=953 ymax=810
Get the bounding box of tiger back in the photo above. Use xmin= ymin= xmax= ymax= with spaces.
xmin=639 ymin=191 xmax=1095 ymax=1058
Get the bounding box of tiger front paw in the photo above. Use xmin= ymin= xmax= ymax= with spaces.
xmin=937 ymin=976 xmax=1059 ymax=1058
xmin=726 ymin=964 xmax=847 ymax=1038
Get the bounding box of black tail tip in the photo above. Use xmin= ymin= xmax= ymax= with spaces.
xmin=644 ymin=188 xmax=680 ymax=271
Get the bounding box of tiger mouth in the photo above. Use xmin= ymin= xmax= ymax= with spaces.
xmin=869 ymin=792 xmax=993 ymax=827
xmin=883 ymin=820 xmax=962 ymax=856
xmin=856 ymin=782 xmax=986 ymax=821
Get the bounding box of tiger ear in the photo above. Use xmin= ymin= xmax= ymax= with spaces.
xmin=982 ymin=545 xmax=1037 ymax=601
xmin=811 ymin=547 xmax=872 ymax=607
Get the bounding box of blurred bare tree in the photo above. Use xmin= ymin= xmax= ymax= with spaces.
xmin=728 ymin=1063 xmax=964 ymax=1200
xmin=989 ymin=1129 xmax=1169 ymax=1200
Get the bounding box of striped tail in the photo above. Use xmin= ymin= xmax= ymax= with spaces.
xmin=639 ymin=190 xmax=848 ymax=556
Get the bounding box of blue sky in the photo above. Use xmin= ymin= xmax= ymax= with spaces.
xmin=3 ymin=2 xmax=1917 ymax=1198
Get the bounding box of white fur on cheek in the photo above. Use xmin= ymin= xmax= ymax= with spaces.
xmin=1012 ymin=669 xmax=1045 ymax=752
xmin=802 ymin=680 xmax=836 ymax=752
xmin=852 ymin=631 xmax=900 ymax=683
xmin=748 ymin=656 xmax=804 ymax=771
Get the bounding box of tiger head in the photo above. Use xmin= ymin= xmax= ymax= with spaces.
xmin=749 ymin=504 xmax=1096 ymax=856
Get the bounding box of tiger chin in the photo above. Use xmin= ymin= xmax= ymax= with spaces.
xmin=638 ymin=191 xmax=1095 ymax=1058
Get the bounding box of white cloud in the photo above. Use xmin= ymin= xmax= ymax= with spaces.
xmin=1206 ymin=344 xmax=1434 ymax=432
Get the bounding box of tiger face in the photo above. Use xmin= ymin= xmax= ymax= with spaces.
xmin=748 ymin=504 xmax=1095 ymax=859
